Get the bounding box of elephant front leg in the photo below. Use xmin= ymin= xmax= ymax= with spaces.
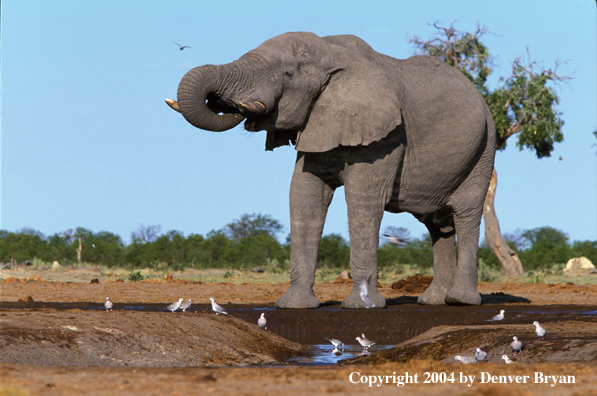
xmin=340 ymin=178 xmax=388 ymax=309
xmin=275 ymin=157 xmax=334 ymax=309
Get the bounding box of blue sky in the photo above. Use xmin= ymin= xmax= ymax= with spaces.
xmin=1 ymin=0 xmax=596 ymax=246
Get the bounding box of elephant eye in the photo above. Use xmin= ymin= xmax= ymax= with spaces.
xmin=282 ymin=67 xmax=295 ymax=77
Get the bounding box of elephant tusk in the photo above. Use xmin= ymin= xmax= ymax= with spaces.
xmin=238 ymin=101 xmax=266 ymax=115
xmin=165 ymin=98 xmax=181 ymax=112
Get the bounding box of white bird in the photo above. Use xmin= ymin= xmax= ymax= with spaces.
xmin=475 ymin=348 xmax=488 ymax=362
xmin=104 ymin=297 xmax=113 ymax=312
xmin=258 ymin=313 xmax=267 ymax=330
xmin=502 ymin=355 xmax=515 ymax=364
xmin=167 ymin=298 xmax=184 ymax=313
xmin=487 ymin=309 xmax=505 ymax=322
xmin=511 ymin=336 xmax=525 ymax=355
xmin=173 ymin=41 xmax=191 ymax=50
xmin=533 ymin=321 xmax=546 ymax=340
xmin=382 ymin=234 xmax=408 ymax=245
xmin=326 ymin=338 xmax=344 ymax=350
xmin=179 ymin=299 xmax=192 ymax=313
xmin=356 ymin=336 xmax=376 ymax=351
xmin=455 ymin=355 xmax=477 ymax=364
xmin=359 ymin=280 xmax=375 ymax=308
xmin=210 ymin=297 xmax=228 ymax=315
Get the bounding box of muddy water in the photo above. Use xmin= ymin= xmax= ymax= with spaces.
xmin=2 ymin=301 xmax=595 ymax=355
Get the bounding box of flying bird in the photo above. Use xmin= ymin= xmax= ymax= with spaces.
xmin=359 ymin=279 xmax=375 ymax=308
xmin=167 ymin=298 xmax=184 ymax=313
xmin=502 ymin=355 xmax=515 ymax=364
xmin=258 ymin=313 xmax=267 ymax=330
xmin=356 ymin=336 xmax=376 ymax=351
xmin=510 ymin=336 xmax=525 ymax=355
xmin=487 ymin=309 xmax=505 ymax=322
xmin=455 ymin=355 xmax=477 ymax=364
xmin=475 ymin=348 xmax=488 ymax=362
xmin=382 ymin=234 xmax=408 ymax=246
xmin=209 ymin=297 xmax=228 ymax=315
xmin=104 ymin=297 xmax=113 ymax=312
xmin=533 ymin=321 xmax=546 ymax=340
xmin=173 ymin=41 xmax=191 ymax=50
xmin=180 ymin=299 xmax=192 ymax=313
xmin=326 ymin=338 xmax=344 ymax=350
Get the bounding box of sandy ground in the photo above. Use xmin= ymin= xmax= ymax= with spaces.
xmin=0 ymin=272 xmax=595 ymax=396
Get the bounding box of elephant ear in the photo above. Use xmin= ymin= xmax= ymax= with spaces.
xmin=295 ymin=50 xmax=402 ymax=153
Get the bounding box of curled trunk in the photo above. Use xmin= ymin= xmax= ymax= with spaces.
xmin=176 ymin=64 xmax=245 ymax=132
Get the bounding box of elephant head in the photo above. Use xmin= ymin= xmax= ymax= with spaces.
xmin=166 ymin=32 xmax=402 ymax=152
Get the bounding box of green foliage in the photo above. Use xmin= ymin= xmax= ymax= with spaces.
xmin=410 ymin=22 xmax=494 ymax=96
xmin=127 ymin=271 xmax=144 ymax=282
xmin=317 ymin=233 xmax=350 ymax=268
xmin=227 ymin=232 xmax=288 ymax=269
xmin=378 ymin=234 xmax=433 ymax=268
xmin=489 ymin=57 xmax=565 ymax=156
xmin=570 ymin=240 xmax=597 ymax=265
xmin=477 ymin=244 xmax=507 ymax=269
xmin=225 ymin=213 xmax=283 ymax=241
xmin=411 ymin=22 xmax=569 ymax=159
xmin=2 ymin=220 xmax=595 ymax=275
xmin=477 ymin=258 xmax=496 ymax=282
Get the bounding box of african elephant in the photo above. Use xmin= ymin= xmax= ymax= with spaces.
xmin=166 ymin=32 xmax=496 ymax=308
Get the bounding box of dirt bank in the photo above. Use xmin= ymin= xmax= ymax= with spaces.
xmin=344 ymin=321 xmax=597 ymax=365
xmin=0 ymin=309 xmax=305 ymax=367
xmin=0 ymin=277 xmax=595 ymax=395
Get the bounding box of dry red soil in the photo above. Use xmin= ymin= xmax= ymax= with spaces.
xmin=0 ymin=277 xmax=595 ymax=396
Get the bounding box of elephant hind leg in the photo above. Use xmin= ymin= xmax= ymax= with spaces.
xmin=418 ymin=218 xmax=457 ymax=305
xmin=444 ymin=205 xmax=483 ymax=306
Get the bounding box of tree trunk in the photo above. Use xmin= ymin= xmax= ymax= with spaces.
xmin=77 ymin=237 xmax=82 ymax=264
xmin=483 ymin=168 xmax=525 ymax=276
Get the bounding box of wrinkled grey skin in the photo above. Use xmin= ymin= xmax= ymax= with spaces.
xmin=169 ymin=32 xmax=495 ymax=308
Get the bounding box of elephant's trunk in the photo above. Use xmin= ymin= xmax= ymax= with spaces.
xmin=176 ymin=64 xmax=245 ymax=132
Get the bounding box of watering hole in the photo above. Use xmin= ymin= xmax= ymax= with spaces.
xmin=1 ymin=301 xmax=595 ymax=366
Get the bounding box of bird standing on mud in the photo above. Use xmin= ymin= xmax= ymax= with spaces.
xmin=487 ymin=309 xmax=505 ymax=322
xmin=180 ymin=299 xmax=192 ymax=313
xmin=475 ymin=348 xmax=488 ymax=362
xmin=510 ymin=336 xmax=525 ymax=355
xmin=258 ymin=313 xmax=267 ymax=330
xmin=210 ymin=297 xmax=228 ymax=315
xmin=104 ymin=297 xmax=113 ymax=312
xmin=533 ymin=321 xmax=546 ymax=340
xmin=167 ymin=298 xmax=184 ymax=313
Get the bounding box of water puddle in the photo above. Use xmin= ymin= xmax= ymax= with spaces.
xmin=287 ymin=344 xmax=394 ymax=365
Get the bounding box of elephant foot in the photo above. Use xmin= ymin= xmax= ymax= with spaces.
xmin=417 ymin=283 xmax=448 ymax=305
xmin=275 ymin=285 xmax=320 ymax=309
xmin=445 ymin=286 xmax=481 ymax=306
xmin=341 ymin=287 xmax=386 ymax=309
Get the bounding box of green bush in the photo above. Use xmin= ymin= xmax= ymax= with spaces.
xmin=127 ymin=271 xmax=144 ymax=282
